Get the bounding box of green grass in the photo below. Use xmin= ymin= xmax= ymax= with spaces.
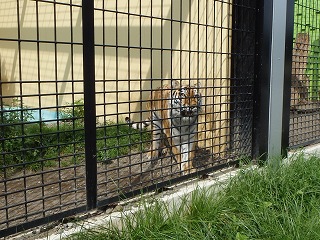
xmin=69 ymin=155 xmax=320 ymax=240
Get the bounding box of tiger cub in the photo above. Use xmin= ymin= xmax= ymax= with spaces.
xmin=125 ymin=81 xmax=202 ymax=174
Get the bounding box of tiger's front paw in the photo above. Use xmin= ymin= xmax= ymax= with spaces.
xmin=147 ymin=151 xmax=159 ymax=168
xmin=159 ymin=148 xmax=168 ymax=157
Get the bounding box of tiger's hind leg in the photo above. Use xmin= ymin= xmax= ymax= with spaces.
xmin=148 ymin=120 xmax=163 ymax=167
xmin=181 ymin=142 xmax=197 ymax=175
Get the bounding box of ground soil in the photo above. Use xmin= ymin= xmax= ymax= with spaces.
xmin=0 ymin=147 xmax=220 ymax=232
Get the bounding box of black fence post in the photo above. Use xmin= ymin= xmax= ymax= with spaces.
xmin=253 ymin=0 xmax=294 ymax=162
xmin=253 ymin=0 xmax=273 ymax=160
xmin=282 ymin=0 xmax=295 ymax=156
xmin=82 ymin=0 xmax=97 ymax=210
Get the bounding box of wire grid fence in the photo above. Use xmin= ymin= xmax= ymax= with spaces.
xmin=290 ymin=0 xmax=320 ymax=148
xmin=0 ymin=0 xmax=87 ymax=234
xmin=0 ymin=0 xmax=256 ymax=237
xmin=93 ymin=0 xmax=256 ymax=205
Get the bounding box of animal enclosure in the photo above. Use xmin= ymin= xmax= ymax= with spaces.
xmin=2 ymin=0 xmax=320 ymax=238
xmin=0 ymin=1 xmax=256 ymax=237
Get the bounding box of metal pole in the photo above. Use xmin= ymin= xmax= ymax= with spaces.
xmin=82 ymin=0 xmax=97 ymax=210
xmin=252 ymin=0 xmax=273 ymax=160
xmin=253 ymin=0 xmax=294 ymax=163
xmin=268 ymin=0 xmax=294 ymax=163
xmin=282 ymin=0 xmax=295 ymax=157
xmin=268 ymin=0 xmax=288 ymax=160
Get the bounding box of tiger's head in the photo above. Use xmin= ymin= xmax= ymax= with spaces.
xmin=170 ymin=81 xmax=202 ymax=120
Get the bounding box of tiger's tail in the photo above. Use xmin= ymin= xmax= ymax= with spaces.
xmin=125 ymin=116 xmax=150 ymax=130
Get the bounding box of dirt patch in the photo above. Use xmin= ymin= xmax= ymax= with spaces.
xmin=0 ymin=148 xmax=221 ymax=232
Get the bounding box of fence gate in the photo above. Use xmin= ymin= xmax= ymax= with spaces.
xmin=0 ymin=0 xmax=256 ymax=237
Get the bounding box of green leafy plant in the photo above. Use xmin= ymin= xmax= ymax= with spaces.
xmin=0 ymin=102 xmax=41 ymax=172
xmin=1 ymin=99 xmax=150 ymax=174
xmin=60 ymin=99 xmax=85 ymax=124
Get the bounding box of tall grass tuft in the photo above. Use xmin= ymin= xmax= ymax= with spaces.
xmin=69 ymin=155 xmax=320 ymax=240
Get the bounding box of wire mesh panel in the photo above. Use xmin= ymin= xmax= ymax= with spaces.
xmin=94 ymin=0 xmax=256 ymax=205
xmin=0 ymin=0 xmax=256 ymax=237
xmin=230 ymin=0 xmax=256 ymax=159
xmin=290 ymin=0 xmax=320 ymax=148
xmin=0 ymin=0 xmax=86 ymax=235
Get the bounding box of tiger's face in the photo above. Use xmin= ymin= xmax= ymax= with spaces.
xmin=171 ymin=84 xmax=202 ymax=120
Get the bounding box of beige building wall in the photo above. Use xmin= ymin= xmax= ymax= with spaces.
xmin=0 ymin=0 xmax=83 ymax=108
xmin=1 ymin=0 xmax=231 ymax=151
xmin=93 ymin=0 xmax=232 ymax=152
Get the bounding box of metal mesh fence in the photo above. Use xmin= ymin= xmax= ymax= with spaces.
xmin=0 ymin=0 xmax=87 ymax=234
xmin=0 ymin=0 xmax=256 ymax=237
xmin=93 ymin=0 xmax=256 ymax=205
xmin=290 ymin=0 xmax=320 ymax=148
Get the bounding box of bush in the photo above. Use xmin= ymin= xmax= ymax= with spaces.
xmin=0 ymin=106 xmax=43 ymax=171
xmin=60 ymin=99 xmax=85 ymax=123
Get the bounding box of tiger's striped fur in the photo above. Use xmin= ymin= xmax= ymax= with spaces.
xmin=125 ymin=81 xmax=202 ymax=174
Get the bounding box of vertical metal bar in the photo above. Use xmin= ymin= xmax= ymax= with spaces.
xmin=70 ymin=0 xmax=78 ymax=201
xmin=53 ymin=0 xmax=63 ymax=212
xmin=268 ymin=0 xmax=289 ymax=160
xmin=82 ymin=0 xmax=97 ymax=210
xmin=139 ymin=0 xmax=143 ymax=175
xmin=15 ymin=0 xmax=23 ymax=224
xmin=115 ymin=0 xmax=120 ymax=185
xmin=128 ymin=0 xmax=132 ymax=186
xmin=253 ymin=0 xmax=294 ymax=162
xmin=204 ymin=0 xmax=208 ymax=151
xmin=179 ymin=0 xmax=182 ymax=83
xmin=252 ymin=0 xmax=273 ymax=160
xmin=35 ymin=0 xmax=44 ymax=219
xmin=281 ymin=0 xmax=295 ymax=156
xmin=159 ymin=0 xmax=163 ymax=176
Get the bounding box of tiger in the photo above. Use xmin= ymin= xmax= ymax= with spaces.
xmin=125 ymin=81 xmax=202 ymax=174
